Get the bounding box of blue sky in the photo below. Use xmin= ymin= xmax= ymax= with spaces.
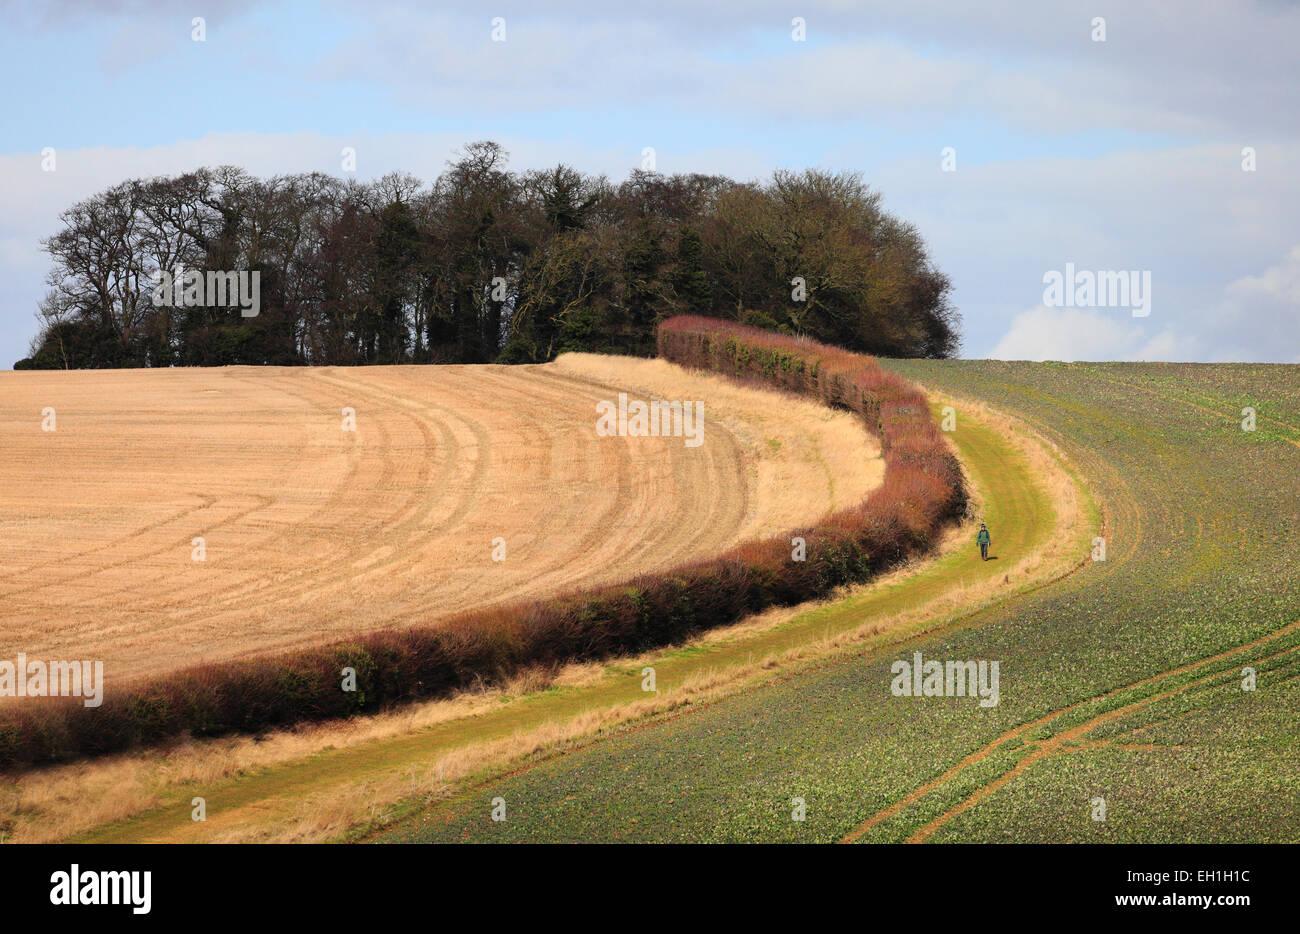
xmin=2 ymin=0 xmax=1298 ymax=366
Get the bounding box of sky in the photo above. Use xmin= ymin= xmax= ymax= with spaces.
xmin=1 ymin=0 xmax=1297 ymax=366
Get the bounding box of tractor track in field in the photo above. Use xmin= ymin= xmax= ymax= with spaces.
xmin=840 ymin=618 xmax=1300 ymax=843
xmin=908 ymin=623 xmax=1300 ymax=842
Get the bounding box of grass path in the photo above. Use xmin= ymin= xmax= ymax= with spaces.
xmin=69 ymin=395 xmax=1080 ymax=843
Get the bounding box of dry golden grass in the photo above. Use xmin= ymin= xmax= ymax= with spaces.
xmin=0 ymin=359 xmax=879 ymax=684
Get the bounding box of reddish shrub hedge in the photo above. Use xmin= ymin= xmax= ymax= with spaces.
xmin=0 ymin=317 xmax=965 ymax=769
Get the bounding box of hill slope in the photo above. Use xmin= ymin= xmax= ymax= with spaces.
xmin=377 ymin=360 xmax=1300 ymax=843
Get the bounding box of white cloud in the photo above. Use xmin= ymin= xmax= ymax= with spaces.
xmin=989 ymin=306 xmax=1183 ymax=361
xmin=990 ymin=246 xmax=1300 ymax=362
xmin=1204 ymin=245 xmax=1300 ymax=361
xmin=1223 ymin=244 xmax=1300 ymax=311
xmin=868 ymin=142 xmax=1300 ymax=357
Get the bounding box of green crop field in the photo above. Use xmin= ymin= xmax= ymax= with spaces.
xmin=376 ymin=361 xmax=1300 ymax=844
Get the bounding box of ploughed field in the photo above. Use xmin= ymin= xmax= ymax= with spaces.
xmin=379 ymin=361 xmax=1300 ymax=844
xmin=0 ymin=355 xmax=880 ymax=683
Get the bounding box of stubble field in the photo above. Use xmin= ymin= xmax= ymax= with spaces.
xmin=0 ymin=355 xmax=880 ymax=683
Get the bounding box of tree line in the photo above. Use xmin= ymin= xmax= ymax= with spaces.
xmin=16 ymin=141 xmax=959 ymax=369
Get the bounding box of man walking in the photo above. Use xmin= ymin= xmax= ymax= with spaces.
xmin=977 ymin=522 xmax=991 ymax=561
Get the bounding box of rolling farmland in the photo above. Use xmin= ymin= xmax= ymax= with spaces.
xmin=10 ymin=355 xmax=1297 ymax=846
xmin=0 ymin=355 xmax=879 ymax=683
xmin=372 ymin=360 xmax=1300 ymax=844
